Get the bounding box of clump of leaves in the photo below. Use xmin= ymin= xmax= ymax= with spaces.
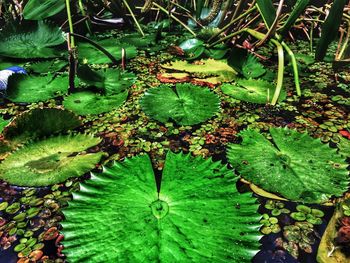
xmin=78 ymin=38 xmax=137 ymax=64
xmin=264 ymin=200 xmax=290 ymax=216
xmin=63 ymin=91 xmax=128 ymax=116
xmin=62 ymin=152 xmax=261 ymax=262
xmin=227 ymin=128 xmax=349 ymax=203
xmin=0 ymin=134 xmax=103 ymax=186
xmin=221 ymin=79 xmax=286 ymax=104
xmin=161 ymin=58 xmax=237 ymax=83
xmin=0 ymin=21 xmax=64 ymax=59
xmin=260 ymin=213 xmax=281 ymax=235
xmin=140 ymin=83 xmax=220 ymax=125
xmin=7 ymin=74 xmax=68 ymax=103
xmin=290 ymin=205 xmax=324 ymax=225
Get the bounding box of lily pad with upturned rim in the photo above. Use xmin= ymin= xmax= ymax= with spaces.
xmin=140 ymin=83 xmax=220 ymax=125
xmin=227 ymin=128 xmax=349 ymax=203
xmin=0 ymin=134 xmax=103 ymax=187
xmin=62 ymin=151 xmax=261 ymax=262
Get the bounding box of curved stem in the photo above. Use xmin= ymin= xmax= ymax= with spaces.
xmin=281 ymin=40 xmax=301 ymax=96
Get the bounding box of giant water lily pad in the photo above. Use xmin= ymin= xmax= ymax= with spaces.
xmin=7 ymin=74 xmax=68 ymax=103
xmin=62 ymin=152 xmax=261 ymax=262
xmin=0 ymin=134 xmax=103 ymax=186
xmin=63 ymin=91 xmax=128 ymax=115
xmin=140 ymin=83 xmax=220 ymax=125
xmin=227 ymin=128 xmax=349 ymax=203
xmin=161 ymin=59 xmax=237 ymax=82
xmin=0 ymin=21 xmax=64 ymax=59
xmin=78 ymin=38 xmax=137 ymax=64
xmin=3 ymin=108 xmax=81 ymax=143
xmin=221 ymin=79 xmax=286 ymax=104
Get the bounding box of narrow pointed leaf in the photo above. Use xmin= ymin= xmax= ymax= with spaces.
xmin=280 ymin=0 xmax=309 ymax=36
xmin=23 ymin=0 xmax=65 ymax=20
xmin=256 ymin=0 xmax=276 ymax=28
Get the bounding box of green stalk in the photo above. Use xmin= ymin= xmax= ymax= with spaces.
xmin=78 ymin=0 xmax=92 ymax=35
xmin=280 ymin=41 xmax=301 ymax=96
xmin=338 ymin=20 xmax=350 ymax=59
xmin=244 ymin=29 xmax=284 ymax=105
xmin=208 ymin=28 xmax=245 ymax=47
xmin=153 ymin=2 xmax=196 ymax=36
xmin=65 ymin=0 xmax=75 ymax=47
xmin=122 ymin=0 xmax=145 ymax=37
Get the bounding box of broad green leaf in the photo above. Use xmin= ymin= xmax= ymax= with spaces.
xmin=204 ymin=44 xmax=228 ymax=60
xmin=256 ymin=0 xmax=276 ymax=28
xmin=0 ymin=21 xmax=64 ymax=59
xmin=78 ymin=38 xmax=137 ymax=64
xmin=337 ymin=136 xmax=350 ymax=157
xmin=179 ymin=38 xmax=205 ymax=60
xmin=221 ymin=79 xmax=285 ymax=104
xmin=23 ymin=0 xmax=65 ymax=20
xmin=227 ymin=128 xmax=349 ymax=203
xmin=3 ymin=108 xmax=81 ymax=143
xmin=0 ymin=134 xmax=103 ymax=186
xmin=77 ymin=66 xmax=136 ymax=95
xmin=119 ymin=33 xmax=156 ymax=48
xmin=140 ymin=83 xmax=220 ymax=125
xmin=280 ymin=0 xmax=309 ymax=36
xmin=7 ymin=74 xmax=68 ymax=103
xmin=62 ymin=152 xmax=261 ymax=262
xmin=28 ymin=59 xmax=67 ymax=73
xmin=63 ymin=91 xmax=128 ymax=115
xmin=315 ymin=0 xmax=347 ymax=61
xmin=242 ymin=54 xmax=266 ymax=78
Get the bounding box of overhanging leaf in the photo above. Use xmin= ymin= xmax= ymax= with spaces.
xmin=227 ymin=128 xmax=349 ymax=203
xmin=78 ymin=38 xmax=137 ymax=64
xmin=221 ymin=79 xmax=285 ymax=104
xmin=63 ymin=91 xmax=128 ymax=115
xmin=23 ymin=0 xmax=65 ymax=20
xmin=0 ymin=134 xmax=103 ymax=186
xmin=140 ymin=83 xmax=220 ymax=125
xmin=62 ymin=152 xmax=261 ymax=262
xmin=7 ymin=74 xmax=68 ymax=103
xmin=0 ymin=21 xmax=65 ymax=59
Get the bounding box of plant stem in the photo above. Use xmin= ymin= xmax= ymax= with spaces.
xmin=122 ymin=0 xmax=145 ymax=37
xmin=78 ymin=0 xmax=92 ymax=35
xmin=153 ymin=2 xmax=196 ymax=36
xmin=65 ymin=0 xmax=75 ymax=47
xmin=208 ymin=29 xmax=245 ymax=48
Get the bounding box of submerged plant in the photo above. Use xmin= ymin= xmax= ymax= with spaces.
xmin=62 ymin=152 xmax=261 ymax=262
xmin=227 ymin=128 xmax=349 ymax=203
xmin=0 ymin=21 xmax=65 ymax=59
xmin=0 ymin=134 xmax=103 ymax=187
xmin=140 ymin=83 xmax=220 ymax=125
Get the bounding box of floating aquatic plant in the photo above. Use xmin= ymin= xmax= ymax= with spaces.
xmin=78 ymin=38 xmax=137 ymax=64
xmin=3 ymin=108 xmax=81 ymax=143
xmin=227 ymin=128 xmax=349 ymax=203
xmin=0 ymin=21 xmax=64 ymax=59
xmin=62 ymin=151 xmax=261 ymax=262
xmin=221 ymin=79 xmax=286 ymax=104
xmin=0 ymin=134 xmax=103 ymax=187
xmin=63 ymin=90 xmax=128 ymax=115
xmin=140 ymin=83 xmax=220 ymax=125
xmin=7 ymin=74 xmax=68 ymax=103
xmin=161 ymin=58 xmax=237 ymax=82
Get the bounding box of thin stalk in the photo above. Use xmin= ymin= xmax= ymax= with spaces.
xmin=70 ymin=32 xmax=118 ymax=64
xmin=67 ymin=33 xmax=77 ymax=93
xmin=338 ymin=19 xmax=350 ymax=59
xmin=122 ymin=0 xmax=145 ymax=36
xmin=280 ymin=40 xmax=301 ymax=96
xmin=66 ymin=0 xmax=75 ymax=47
xmin=244 ymin=29 xmax=284 ymax=105
xmin=208 ymin=6 xmax=257 ymax=43
xmin=78 ymin=0 xmax=92 ymax=35
xmin=208 ymin=28 xmax=245 ymax=47
xmin=153 ymin=2 xmax=196 ymax=36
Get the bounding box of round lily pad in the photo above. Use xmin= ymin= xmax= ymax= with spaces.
xmin=63 ymin=90 xmax=128 ymax=115
xmin=62 ymin=152 xmax=261 ymax=262
xmin=140 ymin=83 xmax=220 ymax=125
xmin=0 ymin=134 xmax=103 ymax=186
xmin=227 ymin=128 xmax=349 ymax=203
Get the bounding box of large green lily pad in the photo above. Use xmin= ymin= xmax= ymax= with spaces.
xmin=140 ymin=83 xmax=220 ymax=125
xmin=221 ymin=79 xmax=286 ymax=104
xmin=0 ymin=134 xmax=103 ymax=186
xmin=62 ymin=152 xmax=261 ymax=262
xmin=227 ymin=128 xmax=349 ymax=203
xmin=78 ymin=38 xmax=137 ymax=64
xmin=0 ymin=21 xmax=64 ymax=59
xmin=63 ymin=90 xmax=128 ymax=115
xmin=7 ymin=74 xmax=68 ymax=103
